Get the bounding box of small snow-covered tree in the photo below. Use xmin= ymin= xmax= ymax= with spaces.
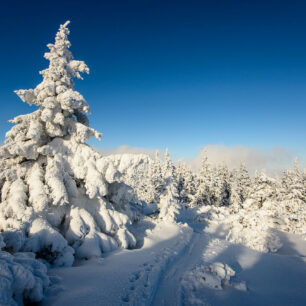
xmin=281 ymin=159 xmax=305 ymax=205
xmin=144 ymin=151 xmax=165 ymax=205
xmin=176 ymin=160 xmax=196 ymax=206
xmin=230 ymin=163 xmax=251 ymax=207
xmin=237 ymin=163 xmax=251 ymax=203
xmin=191 ymin=154 xmax=212 ymax=207
xmin=0 ymin=21 xmax=136 ymax=266
xmin=229 ymin=169 xmax=241 ymax=208
xmin=158 ymin=149 xmax=180 ymax=221
xmin=216 ymin=164 xmax=231 ymax=207
xmin=248 ymin=171 xmax=278 ymax=208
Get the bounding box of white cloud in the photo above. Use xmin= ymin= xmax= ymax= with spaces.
xmin=186 ymin=145 xmax=299 ymax=175
xmin=94 ymin=144 xmax=304 ymax=176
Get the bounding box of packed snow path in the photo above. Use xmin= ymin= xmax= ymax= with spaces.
xmin=152 ymin=224 xmax=209 ymax=306
xmin=153 ymin=222 xmax=306 ymax=306
xmin=42 ymin=222 xmax=193 ymax=306
xmin=43 ymin=220 xmax=306 ymax=306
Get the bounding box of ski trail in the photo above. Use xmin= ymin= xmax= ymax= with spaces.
xmin=151 ymin=223 xmax=231 ymax=306
xmin=120 ymin=225 xmax=194 ymax=306
xmin=151 ymin=226 xmax=210 ymax=306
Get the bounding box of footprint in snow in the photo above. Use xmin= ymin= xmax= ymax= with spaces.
xmin=129 ymin=270 xmax=142 ymax=282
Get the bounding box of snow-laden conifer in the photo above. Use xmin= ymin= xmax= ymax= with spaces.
xmin=274 ymin=159 xmax=306 ymax=236
xmin=248 ymin=171 xmax=278 ymax=209
xmin=158 ymin=149 xmax=180 ymax=221
xmin=191 ymin=154 xmax=212 ymax=207
xmin=0 ymin=21 xmax=136 ymax=266
xmin=176 ymin=160 xmax=196 ymax=206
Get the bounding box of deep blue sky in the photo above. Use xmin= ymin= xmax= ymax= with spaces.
xmin=0 ymin=0 xmax=305 ymax=160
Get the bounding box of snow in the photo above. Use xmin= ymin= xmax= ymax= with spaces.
xmin=181 ymin=262 xmax=244 ymax=291
xmin=0 ymin=239 xmax=50 ymax=305
xmin=42 ymin=221 xmax=193 ymax=306
xmin=39 ymin=215 xmax=306 ymax=306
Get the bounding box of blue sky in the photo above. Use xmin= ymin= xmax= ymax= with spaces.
xmin=0 ymin=0 xmax=305 ymax=163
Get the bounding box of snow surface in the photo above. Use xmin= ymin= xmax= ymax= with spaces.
xmin=43 ymin=221 xmax=193 ymax=306
xmin=41 ymin=213 xmax=306 ymax=306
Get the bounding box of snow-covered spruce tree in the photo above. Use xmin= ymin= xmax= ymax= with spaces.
xmin=274 ymin=159 xmax=306 ymax=236
xmin=147 ymin=151 xmax=165 ymax=205
xmin=246 ymin=171 xmax=278 ymax=209
xmin=237 ymin=163 xmax=252 ymax=203
xmin=281 ymin=159 xmax=305 ymax=205
xmin=229 ymin=169 xmax=241 ymax=209
xmin=206 ymin=163 xmax=231 ymax=207
xmin=158 ymin=149 xmax=180 ymax=221
xmin=0 ymin=21 xmax=136 ymax=266
xmin=229 ymin=163 xmax=251 ymax=209
xmin=190 ymin=154 xmax=212 ymax=207
xmin=176 ymin=160 xmax=197 ymax=206
xmin=216 ymin=164 xmax=231 ymax=207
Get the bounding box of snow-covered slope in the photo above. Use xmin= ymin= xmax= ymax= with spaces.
xmin=41 ymin=213 xmax=306 ymax=306
xmin=43 ymin=221 xmax=193 ymax=306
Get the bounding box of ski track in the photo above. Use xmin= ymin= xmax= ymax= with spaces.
xmin=43 ymin=222 xmax=193 ymax=306
xmin=120 ymin=227 xmax=194 ymax=306
xmin=151 ymin=223 xmax=225 ymax=306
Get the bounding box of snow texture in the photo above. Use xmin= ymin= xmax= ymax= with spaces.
xmin=0 ymin=238 xmax=50 ymax=305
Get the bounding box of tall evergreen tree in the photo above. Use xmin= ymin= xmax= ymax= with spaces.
xmin=0 ymin=22 xmax=136 ymax=266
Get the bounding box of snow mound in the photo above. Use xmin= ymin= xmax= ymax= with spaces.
xmin=181 ymin=262 xmax=246 ymax=291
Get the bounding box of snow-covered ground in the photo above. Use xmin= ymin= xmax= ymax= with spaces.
xmin=41 ymin=214 xmax=306 ymax=306
xmin=43 ymin=221 xmax=192 ymax=306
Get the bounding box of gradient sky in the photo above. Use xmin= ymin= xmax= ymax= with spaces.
xmin=0 ymin=0 xmax=305 ymax=161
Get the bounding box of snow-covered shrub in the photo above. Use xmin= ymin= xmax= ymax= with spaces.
xmin=0 ymin=236 xmax=50 ymax=305
xmin=225 ymin=206 xmax=283 ymax=253
xmin=0 ymin=21 xmax=137 ymax=266
xmin=181 ymin=262 xmax=246 ymax=291
xmin=197 ymin=205 xmax=282 ymax=253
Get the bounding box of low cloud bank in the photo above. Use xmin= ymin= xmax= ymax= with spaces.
xmin=187 ymin=145 xmax=299 ymax=175
xmin=95 ymin=144 xmax=304 ymax=176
